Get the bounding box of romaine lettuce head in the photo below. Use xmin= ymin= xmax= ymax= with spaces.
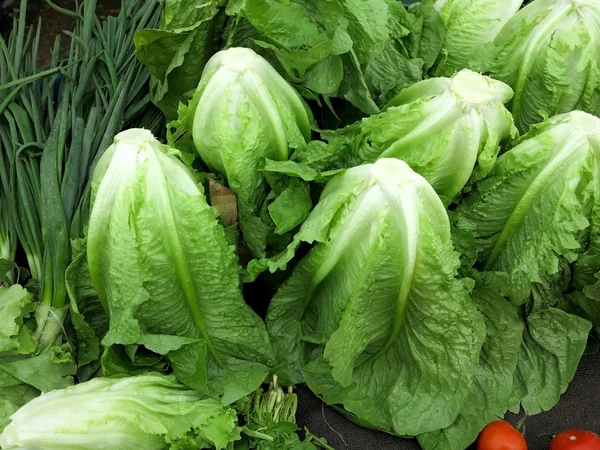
xmin=0 ymin=375 xmax=239 ymax=450
xmin=191 ymin=47 xmax=312 ymax=176
xmin=454 ymin=114 xmax=598 ymax=420
xmin=267 ymin=158 xmax=485 ymax=436
xmin=455 ymin=111 xmax=600 ymax=310
xmin=294 ymin=69 xmax=516 ymax=202
xmin=87 ymin=129 xmax=276 ymax=401
xmin=434 ymin=0 xmax=523 ymax=76
xmin=171 ymin=47 xmax=313 ymax=258
xmin=473 ymin=0 xmax=600 ymax=132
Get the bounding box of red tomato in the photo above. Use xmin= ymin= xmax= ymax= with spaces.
xmin=477 ymin=420 xmax=527 ymax=450
xmin=550 ymin=430 xmax=600 ymax=450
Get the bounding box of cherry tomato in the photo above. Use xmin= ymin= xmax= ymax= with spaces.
xmin=477 ymin=420 xmax=527 ymax=450
xmin=550 ymin=430 xmax=600 ymax=450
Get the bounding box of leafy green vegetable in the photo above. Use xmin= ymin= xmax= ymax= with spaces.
xmin=267 ymin=158 xmax=485 ymax=436
xmin=433 ymin=0 xmax=523 ymax=76
xmin=5 ymin=0 xmax=600 ymax=446
xmin=0 ymin=285 xmax=35 ymax=355
xmin=65 ymin=238 xmax=107 ymax=379
xmin=406 ymin=0 xmax=447 ymax=75
xmin=0 ymin=375 xmax=240 ymax=450
xmin=292 ymin=69 xmax=516 ymax=202
xmin=508 ymin=307 xmax=591 ymax=414
xmin=135 ymin=0 xmax=226 ymax=119
xmin=169 ymin=47 xmax=313 ymax=258
xmin=87 ymin=129 xmax=276 ymax=401
xmin=136 ymin=0 xmax=440 ymax=118
xmin=0 ymin=285 xmax=76 ymax=430
xmin=0 ymin=0 xmax=163 ymax=353
xmin=236 ymin=376 xmax=334 ymax=449
xmin=455 ymin=111 xmax=600 ymax=306
xmin=472 ymin=0 xmax=600 ymax=132
xmin=564 ymin=168 xmax=600 ymax=325
xmin=417 ymin=287 xmax=523 ymax=450
xmin=454 ymin=110 xmax=597 ymax=416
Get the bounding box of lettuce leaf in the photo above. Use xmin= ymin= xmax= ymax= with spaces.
xmin=418 ymin=287 xmax=523 ymax=450
xmin=86 ymin=129 xmax=276 ymax=402
xmin=267 ymin=159 xmax=485 ymax=436
xmin=472 ymin=0 xmax=600 ymax=132
xmin=433 ymin=0 xmax=523 ymax=76
xmin=135 ymin=0 xmax=440 ymax=118
xmin=455 ymin=111 xmax=599 ymax=305
xmin=0 ymin=375 xmax=240 ymax=450
xmin=0 ymin=286 xmax=76 ymax=431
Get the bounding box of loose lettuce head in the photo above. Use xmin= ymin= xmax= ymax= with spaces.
xmin=293 ymin=69 xmax=516 ymax=202
xmin=455 ymin=111 xmax=600 ymax=307
xmin=433 ymin=0 xmax=523 ymax=76
xmin=267 ymin=158 xmax=485 ymax=436
xmin=190 ymin=47 xmax=312 ymax=174
xmin=453 ymin=111 xmax=598 ymax=415
xmin=171 ymin=47 xmax=313 ymax=258
xmin=87 ymin=129 xmax=276 ymax=402
xmin=473 ymin=0 xmax=600 ymax=132
xmin=0 ymin=375 xmax=239 ymax=450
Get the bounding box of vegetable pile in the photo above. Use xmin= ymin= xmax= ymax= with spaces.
xmin=1 ymin=0 xmax=600 ymax=449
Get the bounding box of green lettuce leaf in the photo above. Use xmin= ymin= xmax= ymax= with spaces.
xmin=0 ymin=286 xmax=76 ymax=431
xmin=134 ymin=0 xmax=227 ymax=118
xmin=407 ymin=0 xmax=447 ymax=74
xmin=65 ymin=238 xmax=107 ymax=375
xmin=267 ymin=159 xmax=485 ymax=436
xmin=0 ymin=375 xmax=240 ymax=450
xmin=0 ymin=343 xmax=76 ymax=432
xmin=472 ymin=0 xmax=600 ymax=132
xmin=268 ymin=179 xmax=313 ymax=236
xmin=455 ymin=111 xmax=600 ymax=304
xmin=417 ymin=287 xmax=523 ymax=450
xmin=100 ymin=344 xmax=170 ymax=379
xmin=0 ymin=285 xmax=35 ymax=355
xmin=433 ymin=0 xmax=523 ymax=76
xmin=87 ymin=129 xmax=276 ymax=402
xmin=508 ymin=307 xmax=591 ymax=414
xmin=293 ymin=70 xmax=516 ymax=202
xmin=563 ymin=176 xmax=600 ymax=325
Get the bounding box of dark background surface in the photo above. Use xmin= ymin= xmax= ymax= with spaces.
xmin=297 ymin=353 xmax=600 ymax=449
xmin=2 ymin=1 xmax=599 ymax=449
xmin=1 ymin=0 xmax=120 ymax=67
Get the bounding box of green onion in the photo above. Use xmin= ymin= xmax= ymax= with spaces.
xmin=0 ymin=0 xmax=162 ymax=348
